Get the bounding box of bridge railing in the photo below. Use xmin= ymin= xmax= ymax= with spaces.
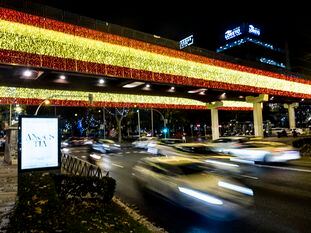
xmin=61 ymin=153 xmax=109 ymax=178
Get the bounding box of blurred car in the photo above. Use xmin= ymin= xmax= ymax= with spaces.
xmin=91 ymin=139 xmax=121 ymax=153
xmin=147 ymin=138 xmax=186 ymax=155
xmin=206 ymin=137 xmax=250 ymax=154
xmin=227 ymin=141 xmax=300 ymax=162
xmin=61 ymin=137 xmax=93 ymax=148
xmin=271 ymin=128 xmax=290 ymax=137
xmin=133 ymin=156 xmax=253 ymax=220
xmin=132 ymin=137 xmax=158 ymax=149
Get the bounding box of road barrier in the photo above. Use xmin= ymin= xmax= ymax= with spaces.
xmin=61 ymin=153 xmax=109 ymax=178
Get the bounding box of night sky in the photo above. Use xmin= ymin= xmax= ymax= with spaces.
xmin=29 ymin=0 xmax=311 ymax=73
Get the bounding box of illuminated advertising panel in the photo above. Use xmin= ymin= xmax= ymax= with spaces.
xmin=18 ymin=116 xmax=60 ymax=172
xmin=180 ymin=35 xmax=194 ymax=49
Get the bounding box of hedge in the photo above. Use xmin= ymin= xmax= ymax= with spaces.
xmin=53 ymin=173 xmax=116 ymax=202
xmin=6 ymin=172 xmax=116 ymax=232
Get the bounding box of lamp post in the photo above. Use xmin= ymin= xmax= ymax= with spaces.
xmin=34 ymin=99 xmax=50 ymax=115
xmin=150 ymin=108 xmax=166 ymax=136
xmin=137 ymin=109 xmax=141 ymax=138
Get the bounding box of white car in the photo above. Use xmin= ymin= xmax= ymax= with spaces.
xmin=227 ymin=141 xmax=300 ymax=162
xmin=206 ymin=137 xmax=250 ymax=154
xmin=91 ymin=139 xmax=121 ymax=154
xmin=133 ymin=156 xmax=253 ymax=220
xmin=146 ymin=138 xmax=186 ymax=155
xmin=132 ymin=137 xmax=158 ymax=149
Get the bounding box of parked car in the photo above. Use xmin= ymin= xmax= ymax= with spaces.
xmin=206 ymin=137 xmax=250 ymax=154
xmin=91 ymin=139 xmax=121 ymax=153
xmin=226 ymin=141 xmax=300 ymax=162
xmin=133 ymin=156 xmax=253 ymax=220
xmin=132 ymin=137 xmax=158 ymax=149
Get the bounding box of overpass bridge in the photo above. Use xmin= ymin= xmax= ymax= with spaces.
xmin=0 ymin=4 xmax=310 ymax=139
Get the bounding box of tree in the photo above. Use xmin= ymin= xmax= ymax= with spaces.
xmin=106 ymin=108 xmax=129 ymax=143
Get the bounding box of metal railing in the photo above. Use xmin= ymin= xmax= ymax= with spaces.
xmin=61 ymin=153 xmax=109 ymax=178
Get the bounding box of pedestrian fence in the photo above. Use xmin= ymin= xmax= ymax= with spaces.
xmin=61 ymin=153 xmax=109 ymax=178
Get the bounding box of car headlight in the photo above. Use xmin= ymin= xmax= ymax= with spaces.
xmin=218 ymin=181 xmax=253 ymax=196
xmin=90 ymin=153 xmax=102 ymax=160
xmin=178 ymin=187 xmax=223 ymax=205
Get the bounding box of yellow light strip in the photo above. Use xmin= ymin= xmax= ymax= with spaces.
xmin=0 ymin=86 xmax=252 ymax=109
xmin=0 ymin=20 xmax=310 ymax=96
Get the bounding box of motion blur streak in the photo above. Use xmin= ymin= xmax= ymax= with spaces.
xmin=218 ymin=181 xmax=254 ymax=196
xmin=178 ymin=187 xmax=223 ymax=205
xmin=205 ymin=159 xmax=239 ymax=167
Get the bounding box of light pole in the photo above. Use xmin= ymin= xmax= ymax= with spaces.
xmin=102 ymin=108 xmax=106 ymax=139
xmin=151 ymin=108 xmax=166 ymax=132
xmin=137 ymin=109 xmax=141 ymax=138
xmin=34 ymin=99 xmax=50 ymax=115
xmin=151 ymin=109 xmax=154 ymax=136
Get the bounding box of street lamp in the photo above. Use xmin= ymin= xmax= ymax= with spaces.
xmin=137 ymin=109 xmax=141 ymax=138
xmin=150 ymin=108 xmax=167 ymax=136
xmin=34 ymin=99 xmax=50 ymax=115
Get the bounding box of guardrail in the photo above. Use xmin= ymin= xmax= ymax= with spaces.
xmin=61 ymin=153 xmax=109 ymax=178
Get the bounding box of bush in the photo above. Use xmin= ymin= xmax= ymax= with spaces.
xmin=6 ymin=172 xmax=116 ymax=232
xmin=301 ymin=144 xmax=311 ymax=157
xmin=292 ymin=137 xmax=311 ymax=148
xmin=7 ymin=172 xmax=63 ymax=232
xmin=53 ymin=174 xmax=116 ymax=203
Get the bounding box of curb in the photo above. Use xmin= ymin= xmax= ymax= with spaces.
xmin=112 ymin=197 xmax=168 ymax=233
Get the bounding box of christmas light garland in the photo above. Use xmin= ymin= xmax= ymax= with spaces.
xmin=0 ymin=86 xmax=253 ymax=110
xmin=0 ymin=8 xmax=310 ymax=99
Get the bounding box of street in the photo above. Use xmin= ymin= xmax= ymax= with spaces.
xmin=66 ymin=146 xmax=311 ymax=233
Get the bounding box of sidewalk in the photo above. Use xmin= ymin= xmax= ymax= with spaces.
xmin=0 ymin=156 xmax=17 ymax=231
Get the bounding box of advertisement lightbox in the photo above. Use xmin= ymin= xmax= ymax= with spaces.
xmin=18 ymin=116 xmax=60 ymax=172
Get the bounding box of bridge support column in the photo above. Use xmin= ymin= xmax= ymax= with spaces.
xmin=284 ymin=103 xmax=299 ymax=129
xmin=246 ymin=94 xmax=268 ymax=137
xmin=207 ymin=102 xmax=223 ymax=140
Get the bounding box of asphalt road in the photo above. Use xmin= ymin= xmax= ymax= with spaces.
xmin=66 ymin=146 xmax=311 ymax=233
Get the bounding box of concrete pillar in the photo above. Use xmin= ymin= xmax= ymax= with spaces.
xmin=207 ymin=101 xmax=223 ymax=140
xmin=253 ymin=103 xmax=263 ymax=137
xmin=246 ymin=94 xmax=268 ymax=137
xmin=211 ymin=108 xmax=219 ymax=140
xmin=284 ymin=103 xmax=298 ymax=129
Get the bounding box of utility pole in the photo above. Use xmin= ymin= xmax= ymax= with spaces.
xmin=137 ymin=109 xmax=141 ymax=138
xmin=151 ymin=109 xmax=154 ymax=136
xmin=9 ymin=104 xmax=12 ymax=126
xmin=102 ymin=108 xmax=106 ymax=139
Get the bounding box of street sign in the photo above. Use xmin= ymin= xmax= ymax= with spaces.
xmin=179 ymin=35 xmax=194 ymax=49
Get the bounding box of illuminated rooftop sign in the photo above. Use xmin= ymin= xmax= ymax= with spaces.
xmin=179 ymin=35 xmax=194 ymax=49
xmin=249 ymin=25 xmax=260 ymax=36
xmin=225 ymin=27 xmax=242 ymax=40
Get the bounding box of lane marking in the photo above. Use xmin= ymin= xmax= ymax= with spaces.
xmin=255 ymin=164 xmax=311 ymax=173
xmin=230 ymin=158 xmax=311 ymax=173
xmin=112 ymin=163 xmax=124 ymax=168
xmin=125 ymin=152 xmax=131 ymax=154
xmin=241 ymin=175 xmax=259 ymax=180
